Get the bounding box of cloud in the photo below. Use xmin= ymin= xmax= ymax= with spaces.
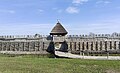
xmin=104 ymin=1 xmax=111 ymax=4
xmin=72 ymin=0 xmax=88 ymax=4
xmin=66 ymin=7 xmax=79 ymax=14
xmin=95 ymin=0 xmax=111 ymax=7
xmin=0 ymin=9 xmax=15 ymax=14
xmin=96 ymin=0 xmax=111 ymax=5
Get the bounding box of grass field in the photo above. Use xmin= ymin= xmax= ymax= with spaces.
xmin=0 ymin=54 xmax=120 ymax=73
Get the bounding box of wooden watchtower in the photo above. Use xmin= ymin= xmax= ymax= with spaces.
xmin=50 ymin=21 xmax=68 ymax=52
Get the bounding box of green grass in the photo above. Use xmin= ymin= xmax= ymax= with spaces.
xmin=0 ymin=54 xmax=120 ymax=73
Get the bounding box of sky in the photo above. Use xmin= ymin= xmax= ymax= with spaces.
xmin=0 ymin=0 xmax=120 ymax=35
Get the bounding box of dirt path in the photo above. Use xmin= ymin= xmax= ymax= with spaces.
xmin=55 ymin=51 xmax=120 ymax=60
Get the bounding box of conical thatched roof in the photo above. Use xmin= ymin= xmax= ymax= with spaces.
xmin=50 ymin=22 xmax=68 ymax=36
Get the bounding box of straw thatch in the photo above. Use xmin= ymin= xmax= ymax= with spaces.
xmin=50 ymin=22 xmax=68 ymax=36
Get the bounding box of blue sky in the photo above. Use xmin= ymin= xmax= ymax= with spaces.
xmin=0 ymin=0 xmax=120 ymax=35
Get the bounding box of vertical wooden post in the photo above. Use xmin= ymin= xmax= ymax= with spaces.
xmin=74 ymin=42 xmax=76 ymax=51
xmin=43 ymin=42 xmax=44 ymax=51
xmin=82 ymin=42 xmax=84 ymax=51
xmin=2 ymin=43 xmax=3 ymax=51
xmin=9 ymin=42 xmax=11 ymax=51
xmin=96 ymin=41 xmax=98 ymax=51
xmin=37 ymin=42 xmax=40 ymax=51
xmin=119 ymin=42 xmax=120 ymax=49
xmin=0 ymin=43 xmax=1 ymax=51
xmin=23 ymin=42 xmax=24 ymax=51
xmin=114 ymin=41 xmax=116 ymax=50
xmin=28 ymin=42 xmax=30 ymax=51
xmin=70 ymin=42 xmax=72 ymax=52
xmin=18 ymin=42 xmax=20 ymax=51
xmin=86 ymin=42 xmax=89 ymax=56
xmin=91 ymin=42 xmax=93 ymax=51
xmin=110 ymin=41 xmax=112 ymax=50
xmin=105 ymin=41 xmax=107 ymax=51
xmin=100 ymin=41 xmax=102 ymax=51
xmin=78 ymin=42 xmax=80 ymax=50
xmin=78 ymin=42 xmax=81 ymax=55
xmin=86 ymin=42 xmax=88 ymax=50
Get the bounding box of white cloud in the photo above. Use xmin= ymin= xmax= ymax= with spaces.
xmin=72 ymin=0 xmax=88 ymax=4
xmin=95 ymin=0 xmax=111 ymax=7
xmin=66 ymin=7 xmax=79 ymax=14
xmin=0 ymin=9 xmax=15 ymax=14
xmin=104 ymin=1 xmax=111 ymax=4
xmin=96 ymin=0 xmax=111 ymax=4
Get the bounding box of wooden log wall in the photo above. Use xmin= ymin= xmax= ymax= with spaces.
xmin=68 ymin=41 xmax=120 ymax=52
xmin=0 ymin=41 xmax=49 ymax=52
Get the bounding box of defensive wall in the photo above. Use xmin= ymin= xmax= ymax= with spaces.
xmin=0 ymin=33 xmax=120 ymax=55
